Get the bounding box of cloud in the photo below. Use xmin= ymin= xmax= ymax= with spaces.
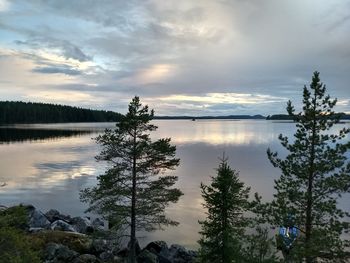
xmin=15 ymin=38 xmax=91 ymax=62
xmin=159 ymin=93 xmax=287 ymax=105
xmin=32 ymin=66 xmax=82 ymax=76
xmin=0 ymin=0 xmax=349 ymax=115
xmin=0 ymin=0 xmax=9 ymax=12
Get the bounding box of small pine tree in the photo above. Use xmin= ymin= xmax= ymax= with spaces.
xmin=80 ymin=96 xmax=183 ymax=263
xmin=267 ymin=72 xmax=350 ymax=262
xmin=198 ymin=157 xmax=251 ymax=263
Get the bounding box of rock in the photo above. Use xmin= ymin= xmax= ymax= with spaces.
xmin=99 ymin=251 xmax=114 ymax=262
xmin=45 ymin=209 xmax=72 ymax=223
xmin=144 ymin=241 xmax=171 ymax=263
xmin=29 ymin=227 xmax=45 ymax=233
xmin=145 ymin=241 xmax=169 ymax=254
xmin=44 ymin=242 xmax=79 ymax=262
xmin=158 ymin=255 xmax=172 ymax=263
xmin=71 ymin=216 xmax=93 ymax=234
xmin=92 ymin=218 xmax=104 ymax=231
xmin=73 ymin=254 xmax=100 ymax=263
xmin=26 ymin=205 xmax=51 ymax=229
xmin=137 ymin=249 xmax=158 ymax=263
xmin=51 ymin=219 xmax=77 ymax=232
xmin=167 ymin=244 xmax=197 ymax=263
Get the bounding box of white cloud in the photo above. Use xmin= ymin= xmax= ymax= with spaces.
xmin=159 ymin=93 xmax=287 ymax=105
xmin=0 ymin=0 xmax=9 ymax=12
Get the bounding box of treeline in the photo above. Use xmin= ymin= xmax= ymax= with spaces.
xmin=154 ymin=114 xmax=265 ymax=120
xmin=0 ymin=101 xmax=124 ymax=124
xmin=266 ymin=113 xmax=350 ymax=120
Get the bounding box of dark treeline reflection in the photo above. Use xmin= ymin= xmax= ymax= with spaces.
xmin=0 ymin=128 xmax=94 ymax=143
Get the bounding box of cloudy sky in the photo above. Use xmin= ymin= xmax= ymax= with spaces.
xmin=0 ymin=0 xmax=349 ymax=116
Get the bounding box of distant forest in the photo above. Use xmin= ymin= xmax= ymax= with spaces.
xmin=266 ymin=113 xmax=350 ymax=120
xmin=154 ymin=114 xmax=265 ymax=120
xmin=0 ymin=101 xmax=124 ymax=124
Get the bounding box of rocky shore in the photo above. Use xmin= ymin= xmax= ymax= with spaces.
xmin=1 ymin=204 xmax=198 ymax=263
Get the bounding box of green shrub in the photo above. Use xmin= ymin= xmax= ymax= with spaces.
xmin=0 ymin=227 xmax=41 ymax=263
xmin=29 ymin=230 xmax=92 ymax=254
xmin=0 ymin=205 xmax=28 ymax=229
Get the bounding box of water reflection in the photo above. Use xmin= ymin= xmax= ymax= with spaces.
xmin=152 ymin=120 xmax=285 ymax=145
xmin=0 ymin=120 xmax=349 ymax=249
xmin=0 ymin=128 xmax=93 ymax=143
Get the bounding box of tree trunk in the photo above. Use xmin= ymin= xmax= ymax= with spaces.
xmin=129 ymin=132 xmax=137 ymax=263
xmin=305 ymin=172 xmax=313 ymax=263
xmin=305 ymin=96 xmax=317 ymax=263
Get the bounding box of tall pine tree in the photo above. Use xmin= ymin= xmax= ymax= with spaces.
xmin=267 ymin=72 xmax=350 ymax=262
xmin=198 ymin=157 xmax=251 ymax=263
xmin=80 ymin=96 xmax=183 ymax=263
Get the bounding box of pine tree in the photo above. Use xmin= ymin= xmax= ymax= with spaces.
xmin=198 ymin=157 xmax=251 ymax=263
xmin=80 ymin=96 xmax=183 ymax=263
xmin=267 ymin=72 xmax=350 ymax=262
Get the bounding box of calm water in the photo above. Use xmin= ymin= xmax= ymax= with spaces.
xmin=0 ymin=120 xmax=349 ymax=249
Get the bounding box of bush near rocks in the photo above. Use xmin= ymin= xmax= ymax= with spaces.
xmin=29 ymin=230 xmax=92 ymax=254
xmin=0 ymin=205 xmax=42 ymax=262
xmin=0 ymin=227 xmax=41 ymax=263
xmin=0 ymin=204 xmax=28 ymax=229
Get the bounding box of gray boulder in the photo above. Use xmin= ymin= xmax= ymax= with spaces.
xmin=144 ymin=241 xmax=171 ymax=263
xmin=99 ymin=251 xmax=114 ymax=262
xmin=145 ymin=241 xmax=169 ymax=255
xmin=71 ymin=216 xmax=93 ymax=234
xmin=51 ymin=219 xmax=77 ymax=232
xmin=27 ymin=205 xmax=51 ymax=229
xmin=44 ymin=242 xmax=79 ymax=262
xmin=92 ymin=218 xmax=105 ymax=231
xmin=45 ymin=209 xmax=72 ymax=223
xmin=167 ymin=245 xmax=197 ymax=263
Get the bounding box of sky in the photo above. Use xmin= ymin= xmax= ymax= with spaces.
xmin=0 ymin=0 xmax=349 ymax=116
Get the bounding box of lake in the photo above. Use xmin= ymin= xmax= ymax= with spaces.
xmin=0 ymin=120 xmax=349 ymax=249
